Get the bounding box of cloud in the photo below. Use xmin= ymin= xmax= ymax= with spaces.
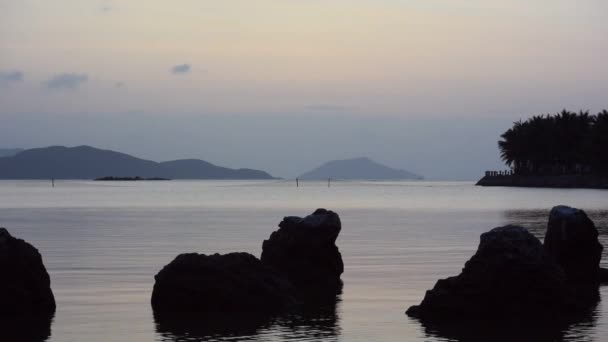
xmin=0 ymin=70 xmax=24 ymax=84
xmin=171 ymin=64 xmax=191 ymax=74
xmin=45 ymin=73 xmax=88 ymax=90
xmin=99 ymin=1 xmax=113 ymax=12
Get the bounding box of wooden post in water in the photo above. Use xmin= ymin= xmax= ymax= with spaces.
xmin=296 ymin=178 xmax=299 ymax=187
xmin=328 ymin=177 xmax=331 ymax=188
xmin=51 ymin=178 xmax=55 ymax=188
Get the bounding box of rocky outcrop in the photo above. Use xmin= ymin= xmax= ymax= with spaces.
xmin=544 ymin=206 xmax=603 ymax=283
xmin=408 ymin=205 xmax=608 ymax=325
xmin=0 ymin=228 xmax=56 ymax=316
xmin=152 ymin=209 xmax=345 ymax=316
xmin=406 ymin=225 xmax=577 ymax=320
xmin=261 ymin=209 xmax=344 ymax=299
xmin=151 ymin=252 xmax=297 ymax=314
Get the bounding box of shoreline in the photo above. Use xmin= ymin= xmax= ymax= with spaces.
xmin=476 ymin=174 xmax=608 ymax=189
xmin=94 ymin=176 xmax=171 ymax=181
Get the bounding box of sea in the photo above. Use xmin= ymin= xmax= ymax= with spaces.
xmin=1 ymin=180 xmax=608 ymax=342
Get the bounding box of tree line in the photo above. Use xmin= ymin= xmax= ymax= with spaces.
xmin=498 ymin=110 xmax=608 ymax=175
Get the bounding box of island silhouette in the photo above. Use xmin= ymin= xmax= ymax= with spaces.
xmin=0 ymin=148 xmax=24 ymax=158
xmin=0 ymin=146 xmax=276 ymax=180
xmin=299 ymin=157 xmax=422 ymax=180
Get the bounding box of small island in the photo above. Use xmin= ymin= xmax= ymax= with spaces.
xmin=477 ymin=110 xmax=608 ymax=189
xmin=94 ymin=176 xmax=171 ymax=181
xmin=299 ymin=157 xmax=422 ymax=180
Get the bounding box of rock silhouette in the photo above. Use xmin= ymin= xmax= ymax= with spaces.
xmin=151 ymin=252 xmax=297 ymax=314
xmin=407 ymin=205 xmax=606 ymax=324
xmin=406 ymin=225 xmax=575 ymax=320
xmin=152 ymin=209 xmax=344 ymax=316
xmin=262 ymin=208 xmax=344 ymax=299
xmin=0 ymin=227 xmax=56 ymax=316
xmin=544 ymin=205 xmax=603 ymax=283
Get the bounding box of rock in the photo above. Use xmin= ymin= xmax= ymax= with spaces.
xmin=599 ymin=268 xmax=608 ymax=284
xmin=544 ymin=205 xmax=603 ymax=283
xmin=0 ymin=228 xmax=56 ymax=316
xmin=152 ymin=209 xmax=346 ymax=315
xmin=151 ymin=252 xmax=297 ymax=314
xmin=261 ymin=209 xmax=344 ymax=299
xmin=406 ymin=225 xmax=578 ymax=320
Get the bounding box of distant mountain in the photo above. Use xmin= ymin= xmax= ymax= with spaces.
xmin=299 ymin=157 xmax=422 ymax=180
xmin=0 ymin=146 xmax=276 ymax=180
xmin=0 ymin=148 xmax=24 ymax=157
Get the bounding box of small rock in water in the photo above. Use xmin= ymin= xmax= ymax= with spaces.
xmin=151 ymin=209 xmax=345 ymax=316
xmin=407 ymin=205 xmax=608 ymax=327
xmin=0 ymin=227 xmax=56 ymax=316
xmin=151 ymin=252 xmax=297 ymax=314
xmin=406 ymin=225 xmax=577 ymax=320
xmin=261 ymin=208 xmax=344 ymax=299
xmin=544 ymin=205 xmax=603 ymax=283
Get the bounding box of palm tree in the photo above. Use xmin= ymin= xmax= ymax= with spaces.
xmin=497 ymin=110 xmax=601 ymax=176
xmin=591 ymin=110 xmax=608 ymax=174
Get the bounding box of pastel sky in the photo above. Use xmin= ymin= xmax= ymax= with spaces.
xmin=0 ymin=1 xmax=607 ymax=178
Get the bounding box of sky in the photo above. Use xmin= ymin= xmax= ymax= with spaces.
xmin=1 ymin=1 xmax=607 ymax=179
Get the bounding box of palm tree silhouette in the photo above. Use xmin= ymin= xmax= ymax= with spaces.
xmin=498 ymin=110 xmax=604 ymax=176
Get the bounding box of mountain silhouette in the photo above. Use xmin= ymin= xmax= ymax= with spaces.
xmin=299 ymin=157 xmax=422 ymax=180
xmin=0 ymin=148 xmax=23 ymax=157
xmin=0 ymin=146 xmax=275 ymax=180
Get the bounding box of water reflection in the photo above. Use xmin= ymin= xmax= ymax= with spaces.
xmin=155 ymin=296 xmax=340 ymax=341
xmin=410 ymin=299 xmax=599 ymax=342
xmin=0 ymin=313 xmax=54 ymax=342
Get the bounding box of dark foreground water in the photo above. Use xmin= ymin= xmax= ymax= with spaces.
xmin=1 ymin=180 xmax=608 ymax=341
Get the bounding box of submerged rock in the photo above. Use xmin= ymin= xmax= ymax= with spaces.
xmin=406 ymin=225 xmax=577 ymax=320
xmin=0 ymin=228 xmax=56 ymax=316
xmin=151 ymin=252 xmax=297 ymax=314
xmin=261 ymin=209 xmax=344 ymax=299
xmin=544 ymin=205 xmax=603 ymax=283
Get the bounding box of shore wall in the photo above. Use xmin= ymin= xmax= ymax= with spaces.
xmin=476 ymin=174 xmax=608 ymax=189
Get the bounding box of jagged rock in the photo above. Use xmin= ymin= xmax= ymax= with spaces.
xmin=544 ymin=205 xmax=603 ymax=283
xmin=406 ymin=225 xmax=578 ymax=320
xmin=151 ymin=252 xmax=297 ymax=314
xmin=261 ymin=209 xmax=344 ymax=299
xmin=0 ymin=228 xmax=56 ymax=316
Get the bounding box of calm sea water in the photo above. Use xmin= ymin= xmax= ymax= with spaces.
xmin=1 ymin=180 xmax=608 ymax=342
